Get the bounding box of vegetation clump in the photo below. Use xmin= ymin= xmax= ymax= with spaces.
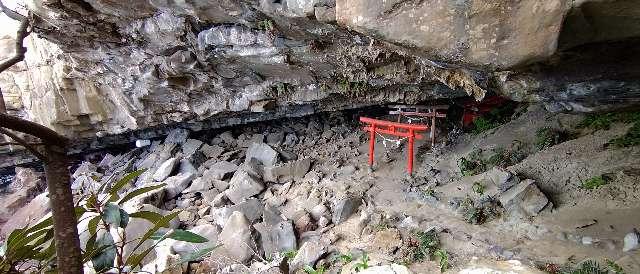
xmin=458 ymin=196 xmax=501 ymax=225
xmin=578 ymin=110 xmax=640 ymax=148
xmin=470 ymin=101 xmax=520 ymax=135
xmin=542 ymin=259 xmax=626 ymax=274
xmin=581 ymin=175 xmax=612 ymax=190
xmin=409 ymin=230 xmax=450 ymax=272
xmin=458 ymin=142 xmax=527 ymax=176
xmin=535 ymin=127 xmax=575 ymax=151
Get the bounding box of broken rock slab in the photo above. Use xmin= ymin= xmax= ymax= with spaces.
xmin=263 ymin=158 xmax=312 ymax=183
xmin=225 ymin=170 xmax=265 ymax=204
xmin=254 ymin=207 xmax=297 ymax=257
xmin=218 ymin=211 xmax=255 ymax=263
xmin=164 ymin=172 xmax=197 ymax=199
xmin=290 ymin=241 xmax=327 ymax=272
xmin=153 ymin=157 xmax=179 ymax=181
xmin=332 ymin=197 xmax=362 ymax=224
xmin=245 ymin=142 xmax=279 ymax=166
xmin=182 ymin=138 xmax=203 ymax=157
xmin=499 ymin=179 xmax=550 ymax=217
xmin=623 ymin=229 xmax=640 ymax=252
xmin=205 ymin=161 xmax=238 ymax=180
xmin=165 ymin=128 xmax=190 ymax=144
xmin=211 ymin=198 xmax=264 ymax=226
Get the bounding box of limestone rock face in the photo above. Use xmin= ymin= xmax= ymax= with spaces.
xmin=0 ymin=0 xmax=639 ymax=138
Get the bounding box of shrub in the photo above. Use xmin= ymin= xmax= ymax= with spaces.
xmin=581 ymin=175 xmax=609 ymax=190
xmin=412 ymin=230 xmax=440 ymax=262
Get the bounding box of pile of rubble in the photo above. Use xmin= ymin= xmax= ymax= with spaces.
xmin=68 ymin=115 xmax=378 ymax=273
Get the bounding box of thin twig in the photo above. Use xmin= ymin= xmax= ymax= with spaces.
xmin=0 ymin=127 xmax=46 ymax=160
xmin=0 ymin=0 xmax=30 ymax=72
xmin=0 ymin=141 xmax=44 ymax=146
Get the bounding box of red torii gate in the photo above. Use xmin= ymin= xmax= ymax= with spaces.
xmin=360 ymin=117 xmax=429 ymax=175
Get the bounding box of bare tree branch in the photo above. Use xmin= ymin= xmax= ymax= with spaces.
xmin=0 ymin=141 xmax=43 ymax=146
xmin=0 ymin=127 xmax=46 ymax=160
xmin=0 ymin=113 xmax=68 ymax=146
xmin=0 ymin=0 xmax=30 ymax=73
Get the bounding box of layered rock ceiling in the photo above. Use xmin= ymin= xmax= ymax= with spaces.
xmin=1 ymin=0 xmax=639 ymax=138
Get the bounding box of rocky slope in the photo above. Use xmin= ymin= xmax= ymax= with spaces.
xmin=1 ymin=0 xmax=639 ymax=138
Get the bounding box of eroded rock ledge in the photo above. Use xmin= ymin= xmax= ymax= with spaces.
xmin=0 ymin=0 xmax=639 ymax=137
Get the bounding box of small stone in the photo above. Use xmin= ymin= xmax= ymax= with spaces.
xmin=211 ymin=192 xmax=228 ymax=207
xmin=310 ymin=204 xmax=329 ymax=220
xmin=201 ymin=189 xmax=221 ymax=204
xmin=200 ymin=144 xmax=225 ymax=159
xmin=204 ymin=161 xmax=238 ymax=180
xmin=213 ymin=179 xmax=230 ymax=192
xmin=164 ymin=172 xmax=196 ymax=199
xmin=314 ymin=6 xmax=336 ymax=23
xmin=178 ymin=210 xmax=196 ymax=223
xmin=153 ymin=157 xmax=178 ymax=181
xmin=198 ymin=206 xmax=211 ymax=217
xmin=183 ymin=177 xmax=212 ymax=193
xmin=339 ymin=165 xmax=357 ymax=176
xmin=219 ymin=131 xmax=235 ymax=145
xmin=283 ymin=133 xmax=298 ymax=147
xmin=266 ymin=131 xmax=284 ymax=146
xmin=623 ymin=229 xmax=640 ymax=252
xmin=135 ymin=139 xmax=151 ymax=147
xmin=582 ymin=236 xmax=594 ymax=245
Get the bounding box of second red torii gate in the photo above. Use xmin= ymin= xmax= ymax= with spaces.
xmin=360 ymin=117 xmax=429 ymax=174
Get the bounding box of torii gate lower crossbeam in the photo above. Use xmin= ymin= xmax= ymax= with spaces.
xmin=360 ymin=117 xmax=429 ymax=174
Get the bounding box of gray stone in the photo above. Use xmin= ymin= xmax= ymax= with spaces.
xmin=266 ymin=131 xmax=284 ymax=146
xmin=290 ymin=241 xmax=327 ymax=272
xmin=165 ymin=172 xmax=197 ymax=199
xmin=218 ymin=211 xmax=255 ymax=263
xmin=211 ymin=198 xmax=263 ymax=226
xmin=200 ymin=144 xmax=225 ymax=159
xmin=178 ymin=210 xmax=196 ymax=223
xmin=182 ymin=138 xmax=203 ymax=156
xmin=314 ymin=6 xmax=335 ymax=23
xmin=213 ymin=179 xmax=230 ymax=192
xmin=358 ymin=264 xmax=412 ymax=274
xmin=201 ymin=189 xmax=221 ymax=204
xmin=310 ymin=204 xmax=329 ymax=220
xmin=245 ymin=142 xmax=279 ymax=166
xmin=338 ymin=165 xmax=356 ymax=176
xmin=183 ymin=177 xmax=212 ymax=193
xmin=332 ymin=197 xmax=362 ymax=224
xmin=153 ymin=157 xmax=178 ymax=181
xmin=498 ymin=179 xmax=550 ymax=217
xmin=283 ymin=133 xmax=298 ymax=147
xmin=219 ymin=131 xmax=235 ymax=145
xmin=165 ymin=128 xmax=190 ymax=144
xmin=225 ymin=170 xmax=265 ymax=204
xmin=263 ymin=158 xmax=312 ymax=183
xmin=484 ymin=167 xmax=513 ymax=190
xmin=204 ymin=161 xmax=239 ymax=180
xmin=623 ymin=229 xmax=640 ymax=252
xmin=179 ymin=159 xmax=197 ymax=174
xmin=254 ymin=217 xmax=297 ymax=258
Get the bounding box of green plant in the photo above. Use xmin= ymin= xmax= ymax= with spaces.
xmin=284 ymin=249 xmax=297 ymax=260
xmin=470 ymin=102 xmax=520 ymax=135
xmin=578 ymin=113 xmax=618 ymax=131
xmin=303 ymin=265 xmax=326 ymax=274
xmin=606 ymin=259 xmax=626 ymax=274
xmin=472 ymin=117 xmax=499 ymax=135
xmin=434 ymin=249 xmax=450 ymax=273
xmin=460 ymin=197 xmax=486 ymax=225
xmin=565 ymin=260 xmax=609 ymax=274
xmin=1 ymin=170 xmax=213 ymax=273
xmin=257 ymin=19 xmax=274 ymax=31
xmin=353 ymin=252 xmax=370 ymax=272
xmin=412 ymin=230 xmax=440 ymax=262
xmin=581 ymin=175 xmax=609 ymax=190
xmin=472 ymin=182 xmax=485 ymax=195
xmin=458 ymin=149 xmax=485 ymax=177
xmin=609 ymin=122 xmax=640 ymax=148
xmin=424 ymin=187 xmax=436 ymax=197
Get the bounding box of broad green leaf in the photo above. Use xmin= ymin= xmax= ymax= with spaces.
xmin=128 ymin=211 xmax=164 ymax=225
xmin=151 ymin=229 xmax=208 ymax=243
xmin=24 ymin=216 xmax=53 ymax=234
xmin=101 ymin=203 xmax=121 ymax=226
xmin=118 ymin=183 xmax=166 ymax=205
xmin=88 ymin=215 xmax=101 ymax=236
xmin=75 ymin=206 xmax=88 ymax=219
xmin=119 ymin=208 xmax=130 ymax=228
xmin=125 ymin=211 xmax=180 ymax=268
xmin=172 ymin=245 xmax=219 ymax=265
xmin=91 ymin=232 xmax=116 ymax=272
xmin=109 ymin=169 xmax=146 ymax=202
xmin=7 ymin=228 xmax=49 ymax=251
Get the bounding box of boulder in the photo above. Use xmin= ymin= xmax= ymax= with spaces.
xmin=200 ymin=144 xmax=225 ymax=159
xmin=165 ymin=128 xmax=190 ymax=144
xmin=205 ymin=161 xmax=239 ymax=180
xmin=218 ymin=211 xmax=255 ymax=263
xmin=153 ymin=157 xmax=179 ymax=181
xmin=201 ymin=189 xmax=221 ymax=204
xmin=290 ymin=241 xmax=327 ymax=272
xmin=245 ymin=142 xmax=279 ymax=166
xmin=165 ymin=172 xmax=197 ymax=199
xmin=0 ymin=192 xmax=50 ymax=238
xmin=623 ymin=229 xmax=640 ymax=252
xmin=332 ymin=197 xmax=362 ymax=224
xmin=211 ymin=198 xmax=263 ymax=226
xmin=266 ymin=131 xmax=284 ymax=146
xmin=225 ymin=170 xmax=265 ymax=204
xmin=182 ymin=138 xmax=204 ymax=156
xmin=183 ymin=177 xmax=212 ymax=193
xmin=357 ymin=264 xmax=412 ymax=274
xmin=498 ymin=179 xmax=550 ymax=217
xmin=254 ymin=206 xmax=297 ymax=257
xmin=263 ymin=158 xmax=312 ymax=183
